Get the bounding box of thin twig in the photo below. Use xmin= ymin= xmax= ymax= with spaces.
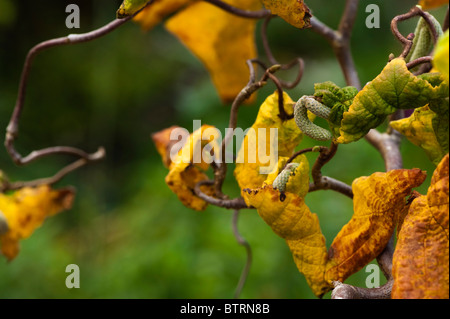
xmin=444 ymin=6 xmax=449 ymax=32
xmin=311 ymin=142 xmax=339 ymax=185
xmin=266 ymin=72 xmax=294 ymax=121
xmin=4 ymin=148 xmax=105 ymax=192
xmin=204 ymin=0 xmax=271 ymax=19
xmin=214 ymin=63 xmax=282 ymax=197
xmin=391 ymin=6 xmax=442 ymax=59
xmin=261 ymin=16 xmax=305 ymax=89
xmin=4 ymin=3 xmax=154 ymax=191
xmin=406 ymin=56 xmax=433 ymax=69
xmin=232 ymin=209 xmax=253 ymax=299
xmin=310 ymin=0 xmax=361 ymax=89
xmin=5 ymin=3 xmax=154 ymax=168
xmin=309 ymin=176 xmax=354 ymax=199
xmin=285 ymin=146 xmax=327 ymax=167
xmin=195 ymin=181 xmax=252 ymax=210
xmin=332 ymin=280 xmax=393 ymax=299
xmin=261 ymin=15 xmax=279 ymax=65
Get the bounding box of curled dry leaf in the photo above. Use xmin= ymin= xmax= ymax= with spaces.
xmin=261 ymin=0 xmax=312 ymax=29
xmin=390 ymin=105 xmax=448 ymax=166
xmin=392 ymin=154 xmax=449 ymax=299
xmin=243 ymin=185 xmax=330 ymax=298
xmin=0 ymin=185 xmax=75 ymax=261
xmin=325 ymin=169 xmax=427 ymax=284
xmin=234 ymin=91 xmax=303 ymax=191
xmin=153 ymin=125 xmax=218 ymax=211
xmin=165 ymin=0 xmax=261 ymax=103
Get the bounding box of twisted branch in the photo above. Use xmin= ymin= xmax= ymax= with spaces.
xmin=232 ymin=210 xmax=253 ymax=299
xmin=4 ymin=3 xmax=154 ymax=190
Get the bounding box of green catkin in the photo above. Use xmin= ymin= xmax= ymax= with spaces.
xmin=273 ymin=163 xmax=300 ymax=193
xmin=294 ymin=96 xmax=333 ymax=141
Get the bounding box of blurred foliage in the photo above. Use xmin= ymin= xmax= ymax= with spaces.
xmin=0 ymin=0 xmax=446 ymax=298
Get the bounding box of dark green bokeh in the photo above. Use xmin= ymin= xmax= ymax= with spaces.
xmin=0 ymin=0 xmax=445 ymax=298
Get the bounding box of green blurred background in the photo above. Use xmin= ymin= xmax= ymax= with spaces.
xmin=0 ymin=0 xmax=446 ymax=299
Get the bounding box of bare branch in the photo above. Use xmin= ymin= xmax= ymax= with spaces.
xmin=309 ymin=176 xmax=354 ymax=199
xmin=4 ymin=148 xmax=105 ymax=192
xmin=365 ymin=130 xmax=403 ymax=172
xmin=195 ymin=181 xmax=252 ymax=210
xmin=310 ymin=0 xmax=361 ymax=89
xmin=391 ymin=6 xmax=442 ymax=59
xmin=406 ymin=55 xmax=433 ymax=69
xmin=232 ymin=210 xmax=253 ymax=299
xmin=332 ymin=280 xmax=393 ymax=299
xmin=285 ymin=146 xmax=327 ymax=168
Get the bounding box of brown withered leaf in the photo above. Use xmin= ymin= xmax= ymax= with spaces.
xmin=392 ymin=154 xmax=449 ymax=299
xmin=325 ymin=169 xmax=427 ymax=284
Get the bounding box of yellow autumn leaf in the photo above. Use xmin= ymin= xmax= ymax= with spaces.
xmin=164 ymin=125 xmax=218 ymax=211
xmin=165 ymin=0 xmax=261 ymax=103
xmin=261 ymin=0 xmax=312 ymax=29
xmin=325 ymin=169 xmax=427 ymax=284
xmin=243 ymin=185 xmax=330 ymax=297
xmin=419 ymin=0 xmax=449 ymax=10
xmin=433 ymin=30 xmax=449 ymax=82
xmin=117 ymin=0 xmax=149 ymax=18
xmin=390 ymin=105 xmax=447 ymax=166
xmin=133 ymin=0 xmax=194 ymax=31
xmin=392 ymin=154 xmax=449 ymax=299
xmin=0 ymin=185 xmax=74 ymax=261
xmin=234 ymin=91 xmax=303 ymax=191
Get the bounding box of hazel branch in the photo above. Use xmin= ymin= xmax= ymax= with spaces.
xmin=332 ymin=280 xmax=393 ymax=299
xmin=4 ymin=3 xmax=155 ymax=192
xmin=2 ymin=148 xmax=106 ymax=192
xmin=195 ymin=181 xmax=252 ymax=210
xmin=232 ymin=209 xmax=253 ymax=299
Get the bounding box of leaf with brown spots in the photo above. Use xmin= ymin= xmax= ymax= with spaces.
xmin=0 ymin=185 xmax=74 ymax=261
xmin=163 ymin=125 xmax=219 ymax=211
xmin=392 ymin=154 xmax=449 ymax=299
xmin=325 ymin=169 xmax=427 ymax=284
